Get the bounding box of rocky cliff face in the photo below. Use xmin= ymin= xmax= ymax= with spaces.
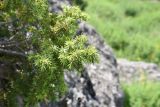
xmin=46 ymin=0 xmax=124 ymax=107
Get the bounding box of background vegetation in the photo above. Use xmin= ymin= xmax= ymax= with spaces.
xmin=86 ymin=0 xmax=160 ymax=64
xmin=122 ymin=81 xmax=160 ymax=107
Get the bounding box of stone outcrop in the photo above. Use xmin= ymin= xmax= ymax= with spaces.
xmin=118 ymin=59 xmax=160 ymax=82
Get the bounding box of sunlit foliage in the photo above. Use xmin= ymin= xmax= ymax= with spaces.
xmin=0 ymin=0 xmax=98 ymax=106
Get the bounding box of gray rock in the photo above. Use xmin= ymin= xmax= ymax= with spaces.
xmin=48 ymin=0 xmax=71 ymax=13
xmin=118 ymin=59 xmax=160 ymax=82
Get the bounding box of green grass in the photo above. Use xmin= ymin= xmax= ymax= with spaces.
xmin=86 ymin=0 xmax=160 ymax=64
xmin=122 ymin=81 xmax=160 ymax=107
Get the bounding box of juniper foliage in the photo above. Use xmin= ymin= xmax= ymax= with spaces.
xmin=0 ymin=0 xmax=98 ymax=106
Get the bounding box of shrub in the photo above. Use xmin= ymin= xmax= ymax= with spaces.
xmin=0 ymin=0 xmax=98 ymax=106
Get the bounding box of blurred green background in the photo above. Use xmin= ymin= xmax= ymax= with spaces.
xmin=86 ymin=0 xmax=160 ymax=64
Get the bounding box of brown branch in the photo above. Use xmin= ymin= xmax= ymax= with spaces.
xmin=0 ymin=48 xmax=26 ymax=57
xmin=0 ymin=40 xmax=28 ymax=49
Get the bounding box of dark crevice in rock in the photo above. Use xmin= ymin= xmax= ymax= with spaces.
xmin=81 ymin=71 xmax=96 ymax=100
